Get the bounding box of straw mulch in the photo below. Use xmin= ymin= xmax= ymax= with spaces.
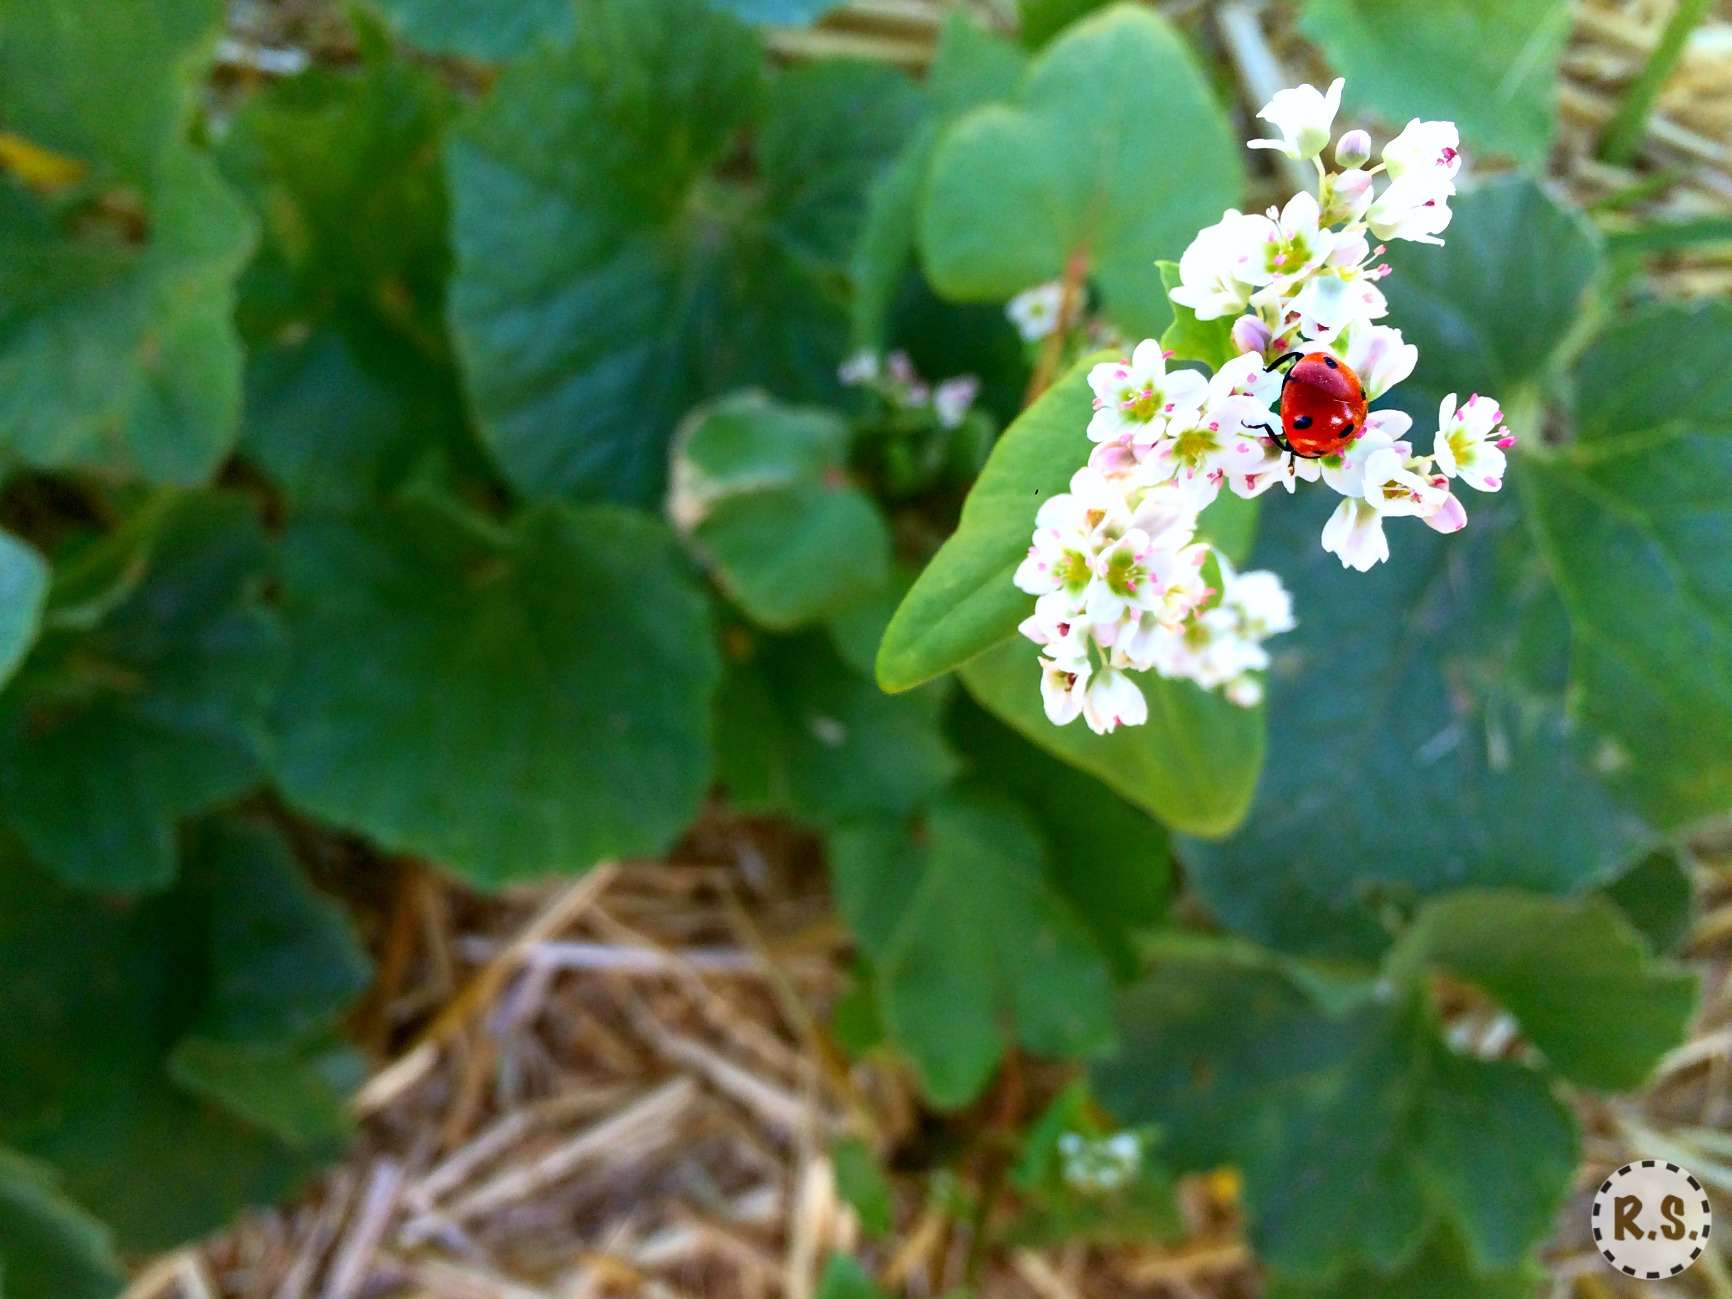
xmin=129 ymin=2 xmax=1732 ymax=1297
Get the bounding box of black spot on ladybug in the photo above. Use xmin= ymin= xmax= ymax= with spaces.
xmin=1293 ymin=414 xmax=1314 ymax=429
xmin=1323 ymin=356 xmax=1339 ymax=369
xmin=1340 ymin=423 xmax=1354 ymax=438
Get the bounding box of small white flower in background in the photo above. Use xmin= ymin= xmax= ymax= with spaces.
xmin=1007 ymin=281 xmax=1066 ymax=342
xmin=840 ymin=349 xmax=982 ymax=431
xmin=1013 ymin=79 xmax=1514 ymax=729
xmin=933 ymin=375 xmax=980 ymax=430
xmin=1248 ymin=77 xmax=1344 ymax=161
xmin=1059 ymin=1131 xmax=1143 ymax=1195
xmin=838 ymin=350 xmax=879 ymax=387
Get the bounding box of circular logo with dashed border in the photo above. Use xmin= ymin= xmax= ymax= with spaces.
xmin=1593 ymin=1161 xmax=1712 ymax=1279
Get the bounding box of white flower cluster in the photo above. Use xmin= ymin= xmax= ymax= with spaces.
xmin=840 ymin=349 xmax=979 ymax=429
xmin=1010 ymin=80 xmax=1517 ymax=733
xmin=1057 ymin=1130 xmax=1143 ymax=1195
xmin=1163 ymin=77 xmax=1514 ymax=570
xmin=1014 ymin=459 xmax=1294 ymax=731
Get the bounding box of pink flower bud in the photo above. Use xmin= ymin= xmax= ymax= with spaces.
xmin=1331 ymin=168 xmax=1375 ymax=219
xmin=1335 ymin=129 xmax=1372 ymax=169
xmin=1230 ymin=315 xmax=1273 ymax=356
xmin=1423 ymin=492 xmax=1468 ymax=534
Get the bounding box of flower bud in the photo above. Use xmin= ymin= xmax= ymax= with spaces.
xmin=1329 ymin=168 xmax=1375 ymax=220
xmin=1230 ymin=314 xmax=1273 ymax=357
xmin=1335 ymin=129 xmax=1372 ymax=169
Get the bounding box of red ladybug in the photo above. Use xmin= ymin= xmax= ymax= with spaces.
xmin=1262 ymin=350 xmax=1368 ymax=459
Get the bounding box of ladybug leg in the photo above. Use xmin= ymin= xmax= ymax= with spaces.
xmin=1246 ymin=420 xmax=1294 ymax=457
xmin=1266 ymin=351 xmax=1304 ymax=376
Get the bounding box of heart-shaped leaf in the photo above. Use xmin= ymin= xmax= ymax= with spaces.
xmin=447 ymin=0 xmax=921 ymax=504
xmin=1182 ymin=492 xmax=1650 ymax=960
xmin=1392 ymin=890 xmax=1697 ymax=1090
xmin=0 ymin=1147 xmax=123 ymax=1299
xmin=1096 ymin=953 xmax=1577 ymax=1279
xmin=0 ymin=821 xmax=365 ymax=1252
xmin=919 ymin=4 xmax=1242 ymax=341
xmin=959 ymin=637 xmax=1263 ymax=838
xmin=1298 ymin=0 xmax=1572 ymax=169
xmin=672 ymin=395 xmax=891 ymax=630
xmin=0 ymin=495 xmax=285 ymax=893
xmin=831 ymin=789 xmax=1115 ymax=1106
xmin=0 ymin=0 xmax=255 ymax=483
xmin=1521 ymin=301 xmax=1732 ymax=830
xmin=273 ymin=496 xmax=719 ymax=885
xmin=715 ymin=632 xmax=959 ymax=828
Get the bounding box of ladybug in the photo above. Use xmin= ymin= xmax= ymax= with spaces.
xmin=1257 ymin=350 xmax=1368 ymax=459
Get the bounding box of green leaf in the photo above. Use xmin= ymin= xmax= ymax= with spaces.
xmin=1572 ymin=300 xmax=1732 ymax=442
xmin=830 ymin=1137 xmax=894 ymax=1238
xmin=876 ymin=352 xmax=1103 ymax=692
xmin=715 ymin=633 xmax=959 ymax=827
xmin=447 ymin=0 xmax=922 ymax=504
xmin=1393 ymin=890 xmax=1697 ymax=1091
xmin=919 ymin=5 xmax=1243 ymax=341
xmin=830 ymin=790 xmax=1115 ymax=1106
xmin=242 ymin=324 xmax=471 ymax=511
xmin=220 ymin=44 xmax=475 ymax=508
xmin=273 ymin=496 xmax=719 ymax=886
xmin=1157 ymin=260 xmax=1234 ymax=371
xmin=1182 ymin=493 xmax=1649 ymax=960
xmin=814 ymin=1254 xmax=888 ymax=1299
xmin=220 ymin=50 xmax=455 ymax=333
xmin=372 ymin=0 xmax=574 ymax=60
xmin=0 ymin=0 xmax=252 ymax=480
xmin=1018 ymin=0 xmax=1115 ymax=47
xmin=0 ymin=532 xmax=49 ymax=691
xmin=852 ymin=15 xmax=1026 ymax=350
xmin=1096 ymin=955 xmax=1577 ymax=1277
xmin=948 ymin=695 xmax=1170 ymax=980
xmin=0 ymin=825 xmax=361 ymax=1251
xmin=1521 ymin=303 xmax=1732 ymax=829
xmin=1599 ymin=845 xmax=1694 ymax=954
xmin=186 ymin=819 xmax=372 ymax=1045
xmin=959 ymin=637 xmax=1263 ymax=838
xmin=0 ymin=495 xmax=285 ymax=892
xmin=1265 ymin=1225 xmax=1541 ymax=1299
xmin=713 ymin=0 xmax=845 ymax=22
xmin=0 ymin=1148 xmax=122 ymax=1299
xmin=1382 ymin=177 xmax=1602 ymax=412
xmin=167 ymin=1037 xmax=356 ymax=1149
xmin=0 ymin=0 xmax=218 ymax=186
xmin=0 ymin=147 xmax=255 ymax=482
xmin=672 ymin=395 xmax=891 ymax=629
xmin=1297 ymin=0 xmax=1572 ymax=168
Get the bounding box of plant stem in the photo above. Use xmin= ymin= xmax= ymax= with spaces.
xmin=1598 ymin=0 xmax=1715 ymax=165
xmin=1023 ymin=249 xmax=1090 ymax=406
